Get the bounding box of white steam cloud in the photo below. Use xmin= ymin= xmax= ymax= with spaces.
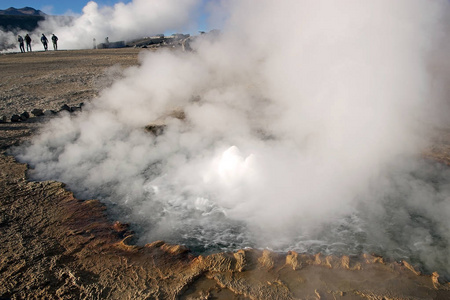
xmin=2 ymin=0 xmax=201 ymax=51
xmin=14 ymin=0 xmax=450 ymax=277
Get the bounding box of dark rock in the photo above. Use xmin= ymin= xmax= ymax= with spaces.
xmin=0 ymin=116 xmax=6 ymax=123
xmin=31 ymin=108 xmax=44 ymax=117
xmin=60 ymin=104 xmax=72 ymax=112
xmin=11 ymin=114 xmax=21 ymax=122
xmin=20 ymin=111 xmax=30 ymax=120
xmin=71 ymin=106 xmax=81 ymax=112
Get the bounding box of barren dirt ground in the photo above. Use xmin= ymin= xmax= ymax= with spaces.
xmin=1 ymin=48 xmax=142 ymax=116
xmin=0 ymin=48 xmax=449 ymax=299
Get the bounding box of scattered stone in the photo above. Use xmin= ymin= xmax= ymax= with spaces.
xmin=60 ymin=104 xmax=72 ymax=112
xmin=31 ymin=108 xmax=44 ymax=117
xmin=11 ymin=114 xmax=21 ymax=122
xmin=20 ymin=111 xmax=30 ymax=121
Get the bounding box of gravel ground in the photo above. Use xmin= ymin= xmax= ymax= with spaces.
xmin=0 ymin=48 xmax=143 ymax=119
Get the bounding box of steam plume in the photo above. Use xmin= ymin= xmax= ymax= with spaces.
xmin=2 ymin=0 xmax=201 ymax=50
xmin=14 ymin=0 xmax=450 ymax=277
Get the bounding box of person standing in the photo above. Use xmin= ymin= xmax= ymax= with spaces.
xmin=51 ymin=34 xmax=58 ymax=50
xmin=41 ymin=34 xmax=49 ymax=51
xmin=25 ymin=34 xmax=32 ymax=52
xmin=17 ymin=35 xmax=25 ymax=53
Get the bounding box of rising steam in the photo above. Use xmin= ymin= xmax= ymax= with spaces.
xmin=1 ymin=0 xmax=201 ymax=50
xmin=13 ymin=0 xmax=450 ymax=277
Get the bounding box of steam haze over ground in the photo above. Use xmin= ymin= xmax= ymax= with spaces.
xmin=1 ymin=0 xmax=203 ymax=50
xmin=13 ymin=0 xmax=450 ymax=278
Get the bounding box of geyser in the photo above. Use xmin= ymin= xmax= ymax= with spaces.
xmin=14 ymin=0 xmax=450 ymax=278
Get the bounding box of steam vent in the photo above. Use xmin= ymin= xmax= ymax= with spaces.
xmin=2 ymin=1 xmax=450 ymax=299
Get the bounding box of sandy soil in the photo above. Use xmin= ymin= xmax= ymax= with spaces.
xmin=1 ymin=48 xmax=449 ymax=299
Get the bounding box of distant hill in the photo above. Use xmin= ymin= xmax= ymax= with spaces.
xmin=0 ymin=7 xmax=45 ymax=16
xmin=0 ymin=7 xmax=46 ymax=32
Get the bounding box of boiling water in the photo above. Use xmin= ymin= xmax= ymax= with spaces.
xmin=20 ymin=141 xmax=449 ymax=279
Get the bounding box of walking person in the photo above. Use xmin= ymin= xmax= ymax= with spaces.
xmin=17 ymin=35 xmax=25 ymax=53
xmin=51 ymin=34 xmax=58 ymax=50
xmin=41 ymin=34 xmax=48 ymax=51
xmin=25 ymin=34 xmax=32 ymax=52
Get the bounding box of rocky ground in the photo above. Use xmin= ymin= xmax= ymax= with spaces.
xmin=1 ymin=48 xmax=450 ymax=299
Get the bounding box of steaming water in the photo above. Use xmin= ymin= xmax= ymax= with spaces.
xmin=10 ymin=0 xmax=450 ymax=280
xmin=127 ymin=156 xmax=449 ymax=275
xmin=16 ymin=125 xmax=450 ymax=278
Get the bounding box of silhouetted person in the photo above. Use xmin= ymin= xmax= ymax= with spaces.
xmin=51 ymin=34 xmax=58 ymax=50
xmin=17 ymin=35 xmax=25 ymax=53
xmin=41 ymin=34 xmax=48 ymax=51
xmin=25 ymin=34 xmax=32 ymax=52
